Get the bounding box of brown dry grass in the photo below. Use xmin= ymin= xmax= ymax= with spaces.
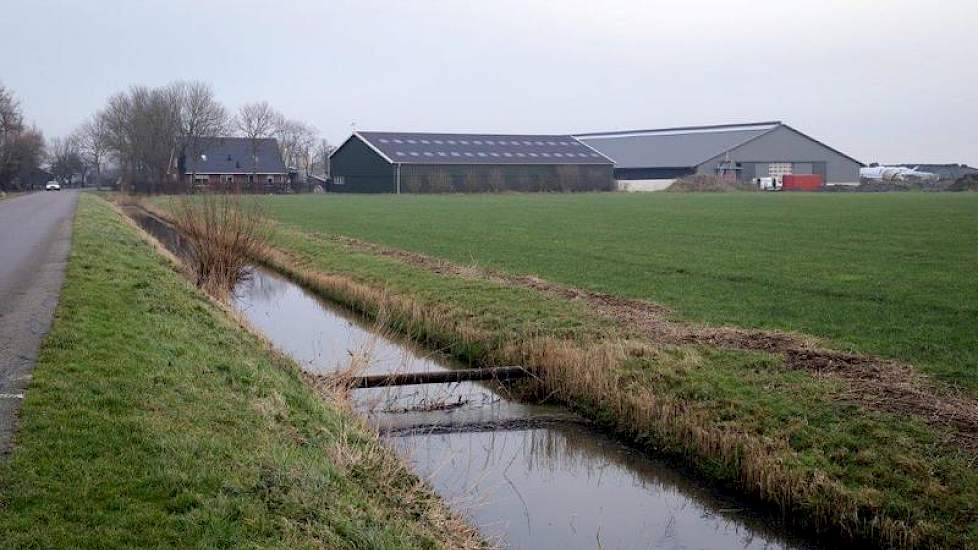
xmin=666 ymin=174 xmax=758 ymax=192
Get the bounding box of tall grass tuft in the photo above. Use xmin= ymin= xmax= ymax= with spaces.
xmin=171 ymin=193 xmax=270 ymax=299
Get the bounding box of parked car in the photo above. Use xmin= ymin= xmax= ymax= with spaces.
xmin=45 ymin=181 xmax=61 ymax=191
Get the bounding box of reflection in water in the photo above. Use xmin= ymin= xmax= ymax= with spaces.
xmin=131 ymin=212 xmax=818 ymax=550
xmin=395 ymin=426 xmax=792 ymax=550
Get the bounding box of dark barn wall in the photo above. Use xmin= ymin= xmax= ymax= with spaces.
xmin=400 ymin=164 xmax=614 ymax=193
xmin=329 ymin=136 xmax=396 ymax=193
xmin=613 ymin=167 xmax=696 ymax=180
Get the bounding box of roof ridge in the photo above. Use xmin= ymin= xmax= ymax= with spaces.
xmin=575 ymin=121 xmax=782 ymax=138
xmin=358 ymin=130 xmax=577 ymax=138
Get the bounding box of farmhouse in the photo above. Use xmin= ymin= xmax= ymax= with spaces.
xmin=576 ymin=121 xmax=863 ymax=191
xmin=329 ymin=131 xmax=615 ymax=193
xmin=180 ymin=137 xmax=288 ymax=191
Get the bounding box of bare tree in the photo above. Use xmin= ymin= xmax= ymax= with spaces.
xmin=99 ymin=85 xmax=181 ymax=192
xmin=49 ymin=136 xmax=84 ymax=186
xmin=235 ymin=101 xmax=281 ymax=191
xmin=75 ymin=114 xmax=110 ymax=188
xmin=275 ymin=118 xmax=318 ymax=181
xmin=0 ymin=84 xmax=45 ymax=191
xmin=311 ymin=139 xmax=335 ymax=178
xmin=173 ymin=81 xmax=228 ymax=190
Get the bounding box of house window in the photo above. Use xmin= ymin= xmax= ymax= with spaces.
xmin=267 ymin=176 xmax=273 ymax=184
xmin=334 ymin=176 xmax=345 ymax=185
xmin=224 ymin=175 xmax=234 ymax=184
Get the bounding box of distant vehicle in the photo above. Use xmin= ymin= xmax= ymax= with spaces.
xmin=754 ymin=177 xmax=782 ymax=191
xmin=860 ymin=165 xmax=939 ymax=182
xmin=45 ymin=181 xmax=61 ymax=191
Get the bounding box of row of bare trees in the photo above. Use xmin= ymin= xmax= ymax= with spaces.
xmin=58 ymin=80 xmax=330 ymax=192
xmin=0 ymin=83 xmax=46 ymax=191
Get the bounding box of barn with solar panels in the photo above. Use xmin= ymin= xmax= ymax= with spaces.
xmin=328 ymin=131 xmax=615 ymax=193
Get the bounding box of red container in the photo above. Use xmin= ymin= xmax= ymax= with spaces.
xmin=782 ymin=174 xmax=823 ymax=191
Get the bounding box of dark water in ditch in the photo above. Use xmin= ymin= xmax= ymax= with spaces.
xmin=130 ymin=209 xmax=820 ymax=550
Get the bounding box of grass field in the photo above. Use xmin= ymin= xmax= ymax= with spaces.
xmin=0 ymin=195 xmax=479 ymax=548
xmin=254 ymin=192 xmax=978 ymax=391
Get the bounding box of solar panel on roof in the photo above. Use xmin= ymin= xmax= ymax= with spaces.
xmin=354 ymin=132 xmax=612 ymax=166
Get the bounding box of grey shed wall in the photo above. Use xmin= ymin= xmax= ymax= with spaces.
xmin=329 ymin=136 xmax=396 ymax=193
xmin=696 ymin=126 xmax=861 ymax=184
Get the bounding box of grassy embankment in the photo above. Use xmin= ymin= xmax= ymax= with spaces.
xmin=149 ymin=192 xmax=978 ymax=547
xmin=256 ymin=192 xmax=978 ymax=392
xmin=0 ymin=194 xmax=481 ymax=548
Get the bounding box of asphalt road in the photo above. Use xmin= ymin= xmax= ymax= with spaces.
xmin=0 ymin=190 xmax=78 ymax=455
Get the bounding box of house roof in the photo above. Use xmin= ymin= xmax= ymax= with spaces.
xmin=345 ymin=131 xmax=614 ymax=166
xmin=575 ymin=122 xmax=781 ymax=169
xmin=184 ymin=137 xmax=286 ymax=174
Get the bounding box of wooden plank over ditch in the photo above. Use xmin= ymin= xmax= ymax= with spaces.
xmin=344 ymin=366 xmax=531 ymax=389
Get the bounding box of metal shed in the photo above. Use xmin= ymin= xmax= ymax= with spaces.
xmin=329 ymin=131 xmax=615 ymax=193
xmin=576 ymin=122 xmax=863 ymax=190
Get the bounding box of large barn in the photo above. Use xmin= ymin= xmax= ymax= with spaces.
xmin=576 ymin=121 xmax=863 ymax=191
xmin=329 ymin=131 xmax=615 ymax=193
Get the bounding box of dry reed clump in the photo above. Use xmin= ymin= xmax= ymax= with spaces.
xmin=170 ymin=193 xmax=270 ymax=299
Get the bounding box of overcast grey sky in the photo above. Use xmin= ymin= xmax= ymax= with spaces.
xmin=2 ymin=0 xmax=975 ymax=165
